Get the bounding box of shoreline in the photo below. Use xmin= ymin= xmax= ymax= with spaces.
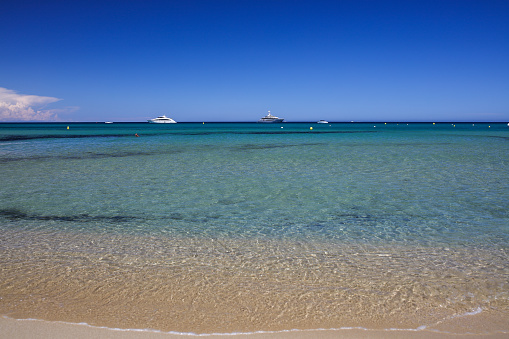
xmin=2 ymin=317 xmax=508 ymax=339
xmin=1 ymin=233 xmax=508 ymax=337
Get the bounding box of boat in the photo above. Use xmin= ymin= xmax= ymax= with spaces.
xmin=317 ymin=120 xmax=328 ymax=124
xmin=258 ymin=111 xmax=284 ymax=123
xmin=147 ymin=115 xmax=177 ymax=123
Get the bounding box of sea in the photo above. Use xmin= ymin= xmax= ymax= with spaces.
xmin=0 ymin=122 xmax=508 ymax=336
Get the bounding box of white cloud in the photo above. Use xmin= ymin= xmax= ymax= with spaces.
xmin=0 ymin=87 xmax=71 ymax=121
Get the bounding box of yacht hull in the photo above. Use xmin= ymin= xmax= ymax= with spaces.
xmin=257 ymin=119 xmax=284 ymax=123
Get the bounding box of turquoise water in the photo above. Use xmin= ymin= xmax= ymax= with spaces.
xmin=1 ymin=122 xmax=508 ymax=334
xmin=1 ymin=122 xmax=508 ymax=245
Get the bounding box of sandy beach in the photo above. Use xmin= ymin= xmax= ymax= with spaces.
xmin=2 ymin=317 xmax=508 ymax=339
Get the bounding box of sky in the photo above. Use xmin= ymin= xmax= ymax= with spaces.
xmin=1 ymin=0 xmax=508 ymax=122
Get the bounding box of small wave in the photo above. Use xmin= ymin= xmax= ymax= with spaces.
xmin=422 ymin=307 xmax=485 ymax=332
xmin=3 ymin=315 xmax=494 ymax=337
xmin=454 ymin=307 xmax=483 ymax=318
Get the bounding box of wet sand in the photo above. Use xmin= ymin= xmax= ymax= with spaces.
xmin=1 ymin=317 xmax=509 ymax=339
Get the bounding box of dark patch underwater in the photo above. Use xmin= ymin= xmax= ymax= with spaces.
xmin=0 ymin=209 xmax=137 ymax=223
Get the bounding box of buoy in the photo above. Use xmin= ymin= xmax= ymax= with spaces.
xmin=66 ymin=126 xmax=69 ymax=130
xmin=310 ymin=127 xmax=313 ymax=130
xmin=433 ymin=122 xmax=435 ymax=125
xmin=203 ymin=122 xmax=205 ymax=124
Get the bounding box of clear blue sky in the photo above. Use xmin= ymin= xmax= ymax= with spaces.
xmin=1 ymin=0 xmax=508 ymax=122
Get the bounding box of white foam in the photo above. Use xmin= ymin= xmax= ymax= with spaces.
xmin=2 ymin=308 xmax=499 ymax=337
xmin=455 ymin=307 xmax=483 ymax=318
xmin=0 ymin=316 xmax=458 ymax=337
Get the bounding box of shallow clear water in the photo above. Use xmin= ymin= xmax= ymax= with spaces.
xmin=0 ymin=122 xmax=508 ymax=334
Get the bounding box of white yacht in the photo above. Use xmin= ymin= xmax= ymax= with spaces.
xmin=148 ymin=115 xmax=177 ymax=123
xmin=317 ymin=120 xmax=328 ymax=124
xmin=258 ymin=111 xmax=284 ymax=123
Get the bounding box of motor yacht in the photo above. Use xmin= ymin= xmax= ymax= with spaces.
xmin=258 ymin=111 xmax=284 ymax=123
xmin=148 ymin=115 xmax=177 ymax=123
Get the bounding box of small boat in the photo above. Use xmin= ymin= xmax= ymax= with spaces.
xmin=258 ymin=111 xmax=284 ymax=123
xmin=105 ymin=121 xmax=113 ymax=124
xmin=317 ymin=120 xmax=328 ymax=124
xmin=148 ymin=115 xmax=177 ymax=123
